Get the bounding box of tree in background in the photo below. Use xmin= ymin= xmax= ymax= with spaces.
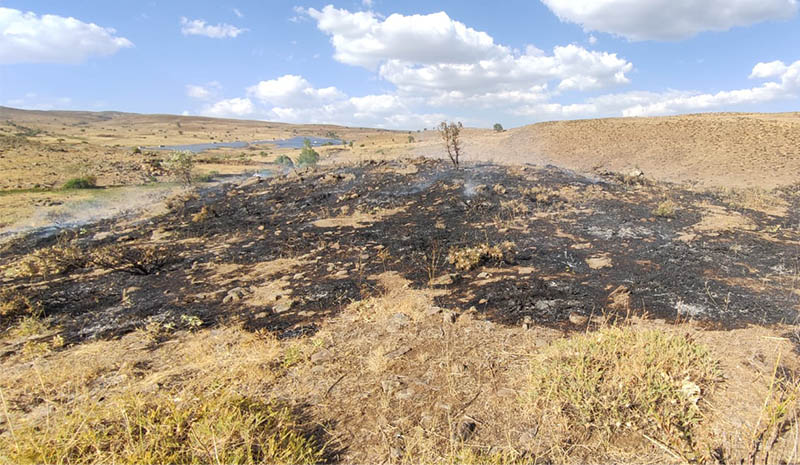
xmin=438 ymin=121 xmax=463 ymax=168
xmin=493 ymin=123 xmax=504 ymax=132
xmin=296 ymin=138 xmax=320 ymax=166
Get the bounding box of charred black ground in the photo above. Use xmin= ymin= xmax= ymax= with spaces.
xmin=2 ymin=158 xmax=799 ymax=346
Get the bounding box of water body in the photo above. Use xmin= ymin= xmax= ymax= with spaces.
xmin=145 ymin=136 xmax=344 ymax=153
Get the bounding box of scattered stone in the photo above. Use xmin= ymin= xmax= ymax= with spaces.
xmin=521 ymin=315 xmax=533 ymax=330
xmin=492 ymin=184 xmax=507 ymax=195
xmin=442 ymin=311 xmax=458 ymax=325
xmin=607 ymin=285 xmax=631 ymax=311
xmin=310 ymin=349 xmax=333 ymax=364
xmin=390 ymin=447 xmax=403 ymax=461
xmin=395 ymin=387 xmax=416 ymax=400
xmin=387 ymin=312 xmax=411 ymax=332
xmin=274 ymin=301 xmax=293 ymax=313
xmin=568 ymin=312 xmax=589 ymax=326
xmin=381 ymin=376 xmax=404 ymax=394
xmin=384 ymin=345 xmax=412 ymax=360
xmin=425 ymin=306 xmax=444 ymax=316
xmin=452 ymin=419 xmax=477 ymax=442
xmin=586 ymin=254 xmax=612 ymax=270
xmin=535 ymin=300 xmax=557 ymax=311
xmin=477 ymin=271 xmax=490 ymax=279
xmin=431 ymin=273 xmax=460 ymax=286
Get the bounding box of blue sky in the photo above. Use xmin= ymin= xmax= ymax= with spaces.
xmin=1 ymin=0 xmax=799 ymax=129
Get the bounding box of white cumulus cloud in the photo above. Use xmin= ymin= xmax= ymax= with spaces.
xmin=202 ymin=97 xmax=255 ymax=117
xmin=180 ymin=17 xmax=246 ymax=39
xmin=540 ymin=0 xmax=798 ymax=41
xmin=619 ymin=60 xmax=800 ymax=116
xmin=0 ymin=7 xmax=133 ymax=64
xmin=247 ymin=74 xmax=344 ymax=107
xmin=750 ymin=60 xmax=790 ymax=79
xmin=304 ymin=5 xmax=505 ymax=69
xmin=304 ymin=6 xmax=633 ymax=101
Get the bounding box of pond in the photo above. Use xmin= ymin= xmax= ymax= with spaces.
xmin=144 ymin=136 xmax=344 ymax=153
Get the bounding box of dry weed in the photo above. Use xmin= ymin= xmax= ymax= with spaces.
xmin=91 ymin=243 xmax=176 ymax=275
xmin=448 ymin=242 xmax=516 ymax=271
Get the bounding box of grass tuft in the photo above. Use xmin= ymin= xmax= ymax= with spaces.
xmin=528 ymin=326 xmax=721 ymax=459
xmin=653 ymin=200 xmax=677 ymax=218
xmin=0 ymin=388 xmax=323 ymax=465
xmin=448 ymin=242 xmax=516 ymax=271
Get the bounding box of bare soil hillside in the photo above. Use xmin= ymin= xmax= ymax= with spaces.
xmin=414 ymin=113 xmax=800 ymax=189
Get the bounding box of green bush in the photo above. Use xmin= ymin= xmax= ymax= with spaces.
xmin=275 ymin=155 xmax=294 ymax=167
xmin=62 ymin=176 xmax=97 ymax=189
xmin=493 ymin=123 xmax=504 ymax=132
xmin=296 ymin=139 xmax=320 ymax=167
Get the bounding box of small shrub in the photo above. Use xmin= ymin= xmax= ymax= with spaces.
xmin=448 ymin=242 xmax=516 ymax=271
xmin=439 ymin=121 xmax=464 ymax=168
xmin=275 ymin=155 xmax=294 ymax=167
xmin=493 ymin=123 xmax=504 ymax=132
xmin=62 ymin=176 xmax=97 ymax=189
xmin=194 ymin=171 xmax=219 ymax=183
xmin=191 ymin=205 xmax=214 ymax=223
xmin=528 ymin=327 xmax=721 ymax=459
xmin=408 ymin=135 xmax=415 ymax=143
xmin=8 ymin=238 xmax=88 ymax=279
xmin=132 ymin=146 xmax=142 ymax=154
xmin=180 ymin=314 xmax=203 ymax=330
xmin=0 ymin=289 xmax=43 ymax=326
xmin=163 ymin=150 xmax=195 ymax=184
xmin=296 ymin=139 xmax=319 ymax=167
xmin=0 ymin=388 xmax=323 ymax=464
xmin=91 ymin=244 xmax=176 ymax=275
xmin=522 ymin=186 xmax=560 ymax=206
xmin=501 ymin=199 xmax=530 ymax=217
xmin=12 ymin=313 xmax=50 ymax=338
xmin=653 ymin=200 xmax=677 ymax=218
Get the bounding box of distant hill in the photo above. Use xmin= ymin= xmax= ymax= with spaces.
xmin=461 ymin=112 xmax=800 ymax=188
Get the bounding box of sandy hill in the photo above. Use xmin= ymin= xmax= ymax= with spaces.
xmin=458 ymin=113 xmax=800 ymax=189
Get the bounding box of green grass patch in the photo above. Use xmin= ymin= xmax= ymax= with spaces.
xmin=62 ymin=176 xmax=97 ymax=190
xmin=528 ymin=326 xmax=721 ymax=459
xmin=0 ymin=387 xmax=323 ymax=464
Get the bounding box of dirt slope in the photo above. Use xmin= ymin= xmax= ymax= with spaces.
xmin=454 ymin=113 xmax=800 ymax=189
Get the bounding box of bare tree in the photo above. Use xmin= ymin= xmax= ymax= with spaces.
xmin=438 ymin=121 xmax=463 ymax=168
